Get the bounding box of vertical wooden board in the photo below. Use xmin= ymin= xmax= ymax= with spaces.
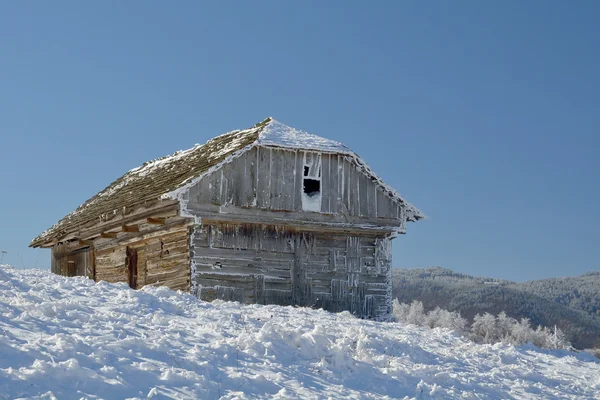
xmin=256 ymin=147 xmax=272 ymax=209
xmin=365 ymin=177 xmax=375 ymax=217
xmin=386 ymin=195 xmax=398 ymax=219
xmin=339 ymin=158 xmax=345 ymax=213
xmin=346 ymin=236 xmax=361 ymax=274
xmin=281 ymin=149 xmax=296 ymax=210
xmin=244 ymin=147 xmax=257 ymax=206
xmin=340 ymin=158 xmax=348 ymax=213
xmin=345 ymin=159 xmax=352 ymax=214
xmin=376 ymin=188 xmax=387 ymax=218
xmin=219 ymin=167 xmax=229 ymax=205
xmin=359 ymin=171 xmax=368 ymax=217
xmin=209 ymin=166 xmax=222 ymax=205
xmin=370 ymin=183 xmax=377 ymax=218
xmin=337 ymin=155 xmax=344 ymax=214
xmin=294 ymin=150 xmax=303 ymax=211
xmin=320 ymin=153 xmax=330 ymax=213
xmin=196 ymin=175 xmax=212 ymax=205
xmin=380 ymin=194 xmax=390 ymax=219
xmin=270 ymin=149 xmax=284 ymax=210
xmin=279 ymin=149 xmax=289 ymax=210
xmin=224 ymin=159 xmax=236 ymax=205
xmin=214 ymin=163 xmax=227 ymax=205
xmin=348 ymin=160 xmax=358 ymax=215
xmin=232 ymin=154 xmax=247 ymax=206
xmin=329 ymin=155 xmax=339 ymax=214
xmin=187 ymin=180 xmax=200 ymax=204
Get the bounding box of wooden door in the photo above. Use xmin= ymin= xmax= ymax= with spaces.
xmin=52 ymin=245 xmax=91 ymax=278
xmin=126 ymin=246 xmax=138 ymax=289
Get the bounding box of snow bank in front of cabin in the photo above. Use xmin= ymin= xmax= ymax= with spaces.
xmin=0 ymin=265 xmax=598 ymax=400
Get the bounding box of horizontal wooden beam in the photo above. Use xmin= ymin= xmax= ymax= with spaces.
xmin=122 ymin=224 xmax=139 ymax=233
xmin=31 ymin=199 xmax=180 ymax=248
xmin=94 ymin=218 xmax=191 ymax=251
xmin=100 ymin=232 xmax=118 ymax=239
xmin=78 ymin=239 xmax=94 ymax=246
xmin=147 ymin=217 xmax=166 ymax=225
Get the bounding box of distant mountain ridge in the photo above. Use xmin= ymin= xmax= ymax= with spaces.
xmin=391 ymin=267 xmax=600 ymax=349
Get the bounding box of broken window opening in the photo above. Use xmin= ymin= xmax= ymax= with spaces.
xmin=301 ymin=152 xmax=322 ymax=212
xmin=303 ymin=178 xmax=320 ymax=197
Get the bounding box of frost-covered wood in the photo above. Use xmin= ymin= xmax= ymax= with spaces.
xmin=191 ymin=223 xmax=392 ymax=318
xmin=186 ymin=147 xmax=404 ymax=223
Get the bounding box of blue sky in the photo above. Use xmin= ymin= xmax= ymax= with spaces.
xmin=0 ymin=1 xmax=598 ymax=281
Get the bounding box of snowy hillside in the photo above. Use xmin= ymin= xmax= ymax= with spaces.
xmin=1 ymin=266 xmax=599 ymax=399
xmin=392 ymin=267 xmax=600 ymax=349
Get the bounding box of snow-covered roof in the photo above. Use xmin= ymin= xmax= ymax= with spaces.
xmin=31 ymin=117 xmax=423 ymax=247
xmin=257 ymin=119 xmax=352 ymax=153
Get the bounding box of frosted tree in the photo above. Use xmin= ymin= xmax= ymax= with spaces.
xmin=531 ymin=326 xmax=549 ymax=348
xmin=546 ymin=326 xmax=570 ymax=350
xmin=496 ymin=312 xmax=513 ymax=339
xmin=392 ymin=299 xmax=572 ymax=350
xmin=424 ymin=307 xmax=443 ymax=329
xmin=392 ymin=299 xmax=410 ymax=322
xmin=510 ymin=318 xmax=534 ymax=345
xmin=471 ymin=313 xmax=499 ymax=344
xmin=406 ymin=300 xmax=426 ymax=326
xmin=434 ymin=309 xmax=468 ymax=334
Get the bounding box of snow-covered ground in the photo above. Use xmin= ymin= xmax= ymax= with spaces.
xmin=0 ymin=266 xmax=598 ymax=400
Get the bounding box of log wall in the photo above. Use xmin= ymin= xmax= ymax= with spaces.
xmin=94 ymin=222 xmax=191 ymax=291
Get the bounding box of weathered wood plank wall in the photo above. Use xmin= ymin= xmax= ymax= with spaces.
xmin=187 ymin=147 xmax=402 ymax=220
xmin=185 ymin=146 xmax=400 ymax=318
xmin=51 ymin=243 xmax=93 ymax=278
xmin=94 ymin=222 xmax=191 ymax=292
xmin=191 ymin=223 xmax=392 ymax=318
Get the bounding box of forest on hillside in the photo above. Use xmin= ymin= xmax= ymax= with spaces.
xmin=391 ymin=267 xmax=600 ymax=349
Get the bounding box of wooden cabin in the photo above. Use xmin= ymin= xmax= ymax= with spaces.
xmin=30 ymin=118 xmax=423 ymax=319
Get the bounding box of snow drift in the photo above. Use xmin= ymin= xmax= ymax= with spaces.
xmin=0 ymin=265 xmax=598 ymax=399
